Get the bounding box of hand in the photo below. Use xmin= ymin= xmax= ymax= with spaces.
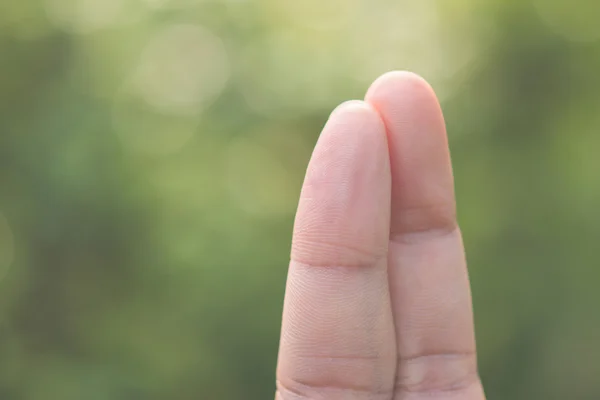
xmin=275 ymin=71 xmax=486 ymax=399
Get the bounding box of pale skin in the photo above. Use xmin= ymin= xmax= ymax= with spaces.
xmin=275 ymin=71 xmax=486 ymax=399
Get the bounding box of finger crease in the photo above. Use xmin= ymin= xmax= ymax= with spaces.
xmin=395 ymin=350 xmax=480 ymax=395
xmin=276 ymin=377 xmax=393 ymax=399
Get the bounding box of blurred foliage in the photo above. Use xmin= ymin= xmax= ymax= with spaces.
xmin=1 ymin=0 xmax=600 ymax=399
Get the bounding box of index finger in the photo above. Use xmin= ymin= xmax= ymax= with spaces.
xmin=276 ymin=101 xmax=397 ymax=399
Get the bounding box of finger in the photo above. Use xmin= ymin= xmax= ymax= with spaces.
xmin=366 ymin=72 xmax=485 ymax=399
xmin=276 ymin=101 xmax=397 ymax=400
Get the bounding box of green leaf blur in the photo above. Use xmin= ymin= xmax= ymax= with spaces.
xmin=1 ymin=0 xmax=600 ymax=398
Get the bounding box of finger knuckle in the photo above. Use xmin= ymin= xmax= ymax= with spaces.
xmin=394 ymin=351 xmax=480 ymax=396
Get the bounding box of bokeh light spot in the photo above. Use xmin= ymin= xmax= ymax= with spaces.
xmin=225 ymin=128 xmax=307 ymax=218
xmin=348 ymin=2 xmax=440 ymax=81
xmin=268 ymin=0 xmax=360 ymax=31
xmin=347 ymin=0 xmax=481 ymax=102
xmin=131 ymin=23 xmax=230 ymax=116
xmin=240 ymin=29 xmax=339 ymax=116
xmin=112 ymin=85 xmax=201 ymax=155
xmin=140 ymin=0 xmax=168 ymax=9
xmin=44 ymin=0 xmax=125 ymax=33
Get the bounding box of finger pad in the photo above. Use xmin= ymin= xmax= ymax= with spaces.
xmin=292 ymin=101 xmax=391 ymax=267
xmin=365 ymin=71 xmax=456 ymax=236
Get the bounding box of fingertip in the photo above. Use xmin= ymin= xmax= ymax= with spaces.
xmin=365 ymin=71 xmax=435 ymax=98
xmin=279 ymin=98 xmax=397 ymax=396
xmin=325 ymin=99 xmax=384 ymax=130
xmin=365 ymin=70 xmax=437 ymax=102
xmin=292 ymin=99 xmax=390 ymax=268
xmin=363 ymin=70 xmax=455 ymax=238
xmin=331 ymin=99 xmax=372 ymax=114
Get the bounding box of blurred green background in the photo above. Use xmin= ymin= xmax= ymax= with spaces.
xmin=1 ymin=0 xmax=600 ymax=398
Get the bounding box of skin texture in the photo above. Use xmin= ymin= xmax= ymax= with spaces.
xmin=276 ymin=71 xmax=486 ymax=400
